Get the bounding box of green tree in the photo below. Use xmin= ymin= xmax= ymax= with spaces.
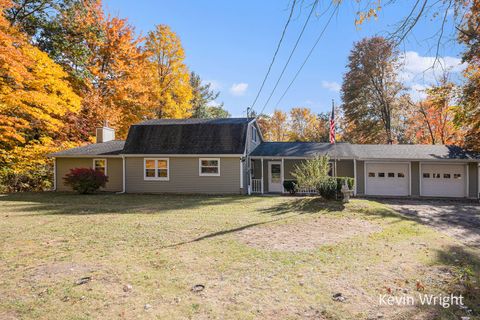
xmin=189 ymin=71 xmax=229 ymax=118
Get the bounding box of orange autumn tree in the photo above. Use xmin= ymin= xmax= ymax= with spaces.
xmin=56 ymin=1 xmax=153 ymax=139
xmin=144 ymin=24 xmax=193 ymax=119
xmin=405 ymin=80 xmax=461 ymax=145
xmin=85 ymin=15 xmax=153 ymax=137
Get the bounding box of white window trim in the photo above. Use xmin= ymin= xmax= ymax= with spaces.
xmin=252 ymin=126 xmax=257 ymax=142
xmin=93 ymin=158 xmax=107 ymax=175
xmin=199 ymin=158 xmax=220 ymax=176
xmin=144 ymin=158 xmax=169 ymax=181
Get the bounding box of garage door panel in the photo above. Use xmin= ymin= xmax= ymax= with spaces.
xmin=421 ymin=164 xmax=466 ymax=197
xmin=366 ymin=163 xmax=409 ymax=196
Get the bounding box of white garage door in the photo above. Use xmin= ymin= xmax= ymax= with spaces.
xmin=365 ymin=163 xmax=409 ymax=196
xmin=421 ymin=164 xmax=466 ymax=197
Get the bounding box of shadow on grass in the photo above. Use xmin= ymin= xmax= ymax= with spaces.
xmin=0 ymin=192 xmax=249 ymax=216
xmin=260 ymin=197 xmax=346 ymax=216
xmin=161 ymin=216 xmax=294 ymax=249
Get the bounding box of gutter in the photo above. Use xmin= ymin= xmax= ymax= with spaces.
xmin=116 ymin=155 xmax=126 ymax=194
xmin=52 ymin=157 xmax=56 ymax=191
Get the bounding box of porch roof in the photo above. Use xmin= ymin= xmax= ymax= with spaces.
xmin=249 ymin=142 xmax=354 ymax=158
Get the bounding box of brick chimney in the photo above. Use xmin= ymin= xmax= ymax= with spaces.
xmin=96 ymin=120 xmax=115 ymax=143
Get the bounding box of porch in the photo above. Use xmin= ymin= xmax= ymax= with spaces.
xmin=248 ymin=157 xmax=352 ymax=195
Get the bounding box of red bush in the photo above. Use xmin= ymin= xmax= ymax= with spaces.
xmin=63 ymin=168 xmax=108 ymax=194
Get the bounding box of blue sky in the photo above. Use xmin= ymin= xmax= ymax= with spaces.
xmin=103 ymin=0 xmax=465 ymax=117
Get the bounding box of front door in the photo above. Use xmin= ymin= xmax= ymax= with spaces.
xmin=268 ymin=161 xmax=282 ymax=193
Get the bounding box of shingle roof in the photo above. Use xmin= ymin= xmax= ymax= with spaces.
xmin=250 ymin=142 xmax=479 ymax=160
xmin=352 ymin=144 xmax=480 ymax=160
xmin=122 ymin=118 xmax=252 ymax=154
xmin=48 ymin=140 xmax=125 ymax=157
xmin=249 ymin=142 xmax=355 ymax=158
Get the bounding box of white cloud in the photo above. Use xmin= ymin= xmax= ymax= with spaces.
xmin=204 ymin=80 xmax=222 ymax=91
xmin=229 ymin=82 xmax=248 ymax=96
xmin=207 ymin=100 xmax=221 ymax=107
xmin=321 ymin=80 xmax=341 ymax=92
xmin=399 ymin=51 xmax=466 ymax=83
xmin=399 ymin=51 xmax=466 ymax=101
xmin=409 ymin=84 xmax=429 ymax=101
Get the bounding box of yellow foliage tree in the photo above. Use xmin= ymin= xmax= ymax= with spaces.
xmin=289 ymin=107 xmax=329 ymax=142
xmin=0 ymin=0 xmax=81 ymax=149
xmin=257 ymin=110 xmax=290 ymax=141
xmin=144 ymin=24 xmax=193 ymax=118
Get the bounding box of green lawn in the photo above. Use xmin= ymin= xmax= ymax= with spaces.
xmin=0 ymin=193 xmax=479 ymax=320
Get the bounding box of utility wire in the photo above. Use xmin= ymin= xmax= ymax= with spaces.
xmin=255 ymin=0 xmax=319 ymax=117
xmin=275 ymin=3 xmax=340 ymax=108
xmin=249 ymin=0 xmax=297 ymax=113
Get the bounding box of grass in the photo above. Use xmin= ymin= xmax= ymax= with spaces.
xmin=0 ymin=193 xmax=479 ymax=319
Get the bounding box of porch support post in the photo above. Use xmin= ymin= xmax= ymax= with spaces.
xmin=353 ymin=158 xmax=357 ymax=196
xmin=261 ymin=158 xmax=264 ymax=194
xmin=248 ymin=159 xmax=252 ymax=195
xmin=281 ymin=157 xmax=284 ymax=194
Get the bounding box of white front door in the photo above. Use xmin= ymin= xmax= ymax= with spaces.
xmin=420 ymin=163 xmax=466 ymax=197
xmin=268 ymin=161 xmax=282 ymax=193
xmin=365 ymin=162 xmax=410 ymax=196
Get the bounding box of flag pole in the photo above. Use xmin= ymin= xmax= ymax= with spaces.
xmin=332 ymin=99 xmax=337 ymax=177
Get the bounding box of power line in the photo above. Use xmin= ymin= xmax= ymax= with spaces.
xmin=255 ymin=0 xmax=319 ymax=117
xmin=249 ymin=0 xmax=297 ymax=112
xmin=275 ymin=3 xmax=339 ymax=108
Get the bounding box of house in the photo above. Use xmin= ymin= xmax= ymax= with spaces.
xmin=49 ymin=118 xmax=480 ymax=199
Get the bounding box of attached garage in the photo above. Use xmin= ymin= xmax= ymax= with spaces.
xmin=420 ymin=163 xmax=467 ymax=197
xmin=365 ymin=162 xmax=410 ymax=196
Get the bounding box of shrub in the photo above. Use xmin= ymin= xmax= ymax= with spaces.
xmin=317 ymin=177 xmax=337 ymax=199
xmin=292 ymin=155 xmax=330 ymax=190
xmin=283 ymin=180 xmax=297 ymax=194
xmin=63 ymin=168 xmax=108 ymax=194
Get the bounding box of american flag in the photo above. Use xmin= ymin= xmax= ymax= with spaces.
xmin=329 ymin=101 xmax=335 ymax=144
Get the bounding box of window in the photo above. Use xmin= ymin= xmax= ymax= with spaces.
xmin=423 ymin=173 xmax=430 ymax=178
xmin=433 ymin=173 xmax=441 ymax=179
xmin=454 ymin=173 xmax=462 ymax=179
xmin=199 ymin=158 xmax=220 ymax=176
xmin=443 ymin=173 xmax=451 ymax=179
xmin=368 ymin=172 xmax=375 ymax=177
xmin=93 ymin=159 xmax=107 ymax=175
xmin=398 ymin=173 xmax=405 ymax=178
xmin=252 ymin=126 xmax=257 ymax=142
xmin=388 ymin=172 xmax=395 ymax=178
xmin=144 ymin=158 xmax=169 ymax=180
xmin=378 ymin=172 xmax=385 ymax=178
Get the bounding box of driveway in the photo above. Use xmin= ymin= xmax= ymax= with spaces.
xmin=382 ymin=199 xmax=480 ymax=248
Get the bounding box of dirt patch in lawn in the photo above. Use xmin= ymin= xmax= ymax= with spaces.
xmin=236 ymin=216 xmax=381 ymax=251
xmin=30 ymin=262 xmax=101 ymax=282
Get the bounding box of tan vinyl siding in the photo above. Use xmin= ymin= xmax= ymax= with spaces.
xmin=336 ymin=160 xmax=354 ymax=177
xmin=246 ymin=122 xmax=261 ymax=154
xmin=469 ymin=162 xmax=478 ymax=198
xmin=56 ymin=157 xmax=123 ymax=192
xmin=411 ymin=161 xmax=420 ymax=196
xmin=125 ymin=157 xmax=241 ymax=194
